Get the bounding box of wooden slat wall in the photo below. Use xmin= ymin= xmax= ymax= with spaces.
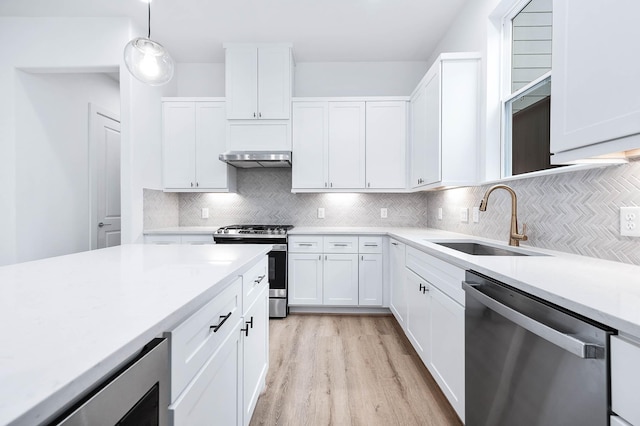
xmin=511 ymin=0 xmax=552 ymax=92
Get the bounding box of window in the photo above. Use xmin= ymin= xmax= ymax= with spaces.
xmin=502 ymin=0 xmax=560 ymax=177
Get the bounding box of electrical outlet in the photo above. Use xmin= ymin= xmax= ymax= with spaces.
xmin=201 ymin=208 xmax=209 ymax=219
xmin=437 ymin=207 xmax=443 ymax=220
xmin=381 ymin=208 xmax=388 ymax=219
xmin=460 ymin=208 xmax=469 ymax=223
xmin=472 ymin=206 xmax=480 ymax=223
xmin=620 ymin=206 xmax=640 ymax=236
xmin=317 ymin=207 xmax=325 ymax=219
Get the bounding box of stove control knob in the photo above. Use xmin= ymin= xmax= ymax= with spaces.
xmin=216 ymin=229 xmax=222 ymax=233
xmin=224 ymin=229 xmax=229 ymax=233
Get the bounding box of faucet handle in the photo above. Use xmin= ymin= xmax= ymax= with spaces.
xmin=520 ymin=223 xmax=528 ymax=241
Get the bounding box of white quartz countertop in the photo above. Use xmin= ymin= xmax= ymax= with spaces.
xmin=0 ymin=244 xmax=270 ymax=426
xmin=291 ymin=226 xmax=640 ymax=337
xmin=144 ymin=226 xmax=222 ymax=235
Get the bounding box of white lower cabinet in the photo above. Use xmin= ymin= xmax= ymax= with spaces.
xmin=169 ymin=320 xmax=242 ymax=425
xmin=405 ymin=268 xmax=431 ymax=363
xmin=389 ymin=239 xmax=406 ymax=329
xmin=167 ymin=257 xmax=269 ymax=426
xmin=242 ymin=284 xmax=269 ymax=426
xmin=611 ymin=335 xmax=640 ymax=426
xmin=323 ymin=254 xmax=359 ymax=305
xmin=404 ymin=246 xmax=465 ymax=422
xmin=288 ymin=235 xmax=384 ymax=308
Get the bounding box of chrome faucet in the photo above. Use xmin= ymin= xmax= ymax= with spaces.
xmin=479 ymin=184 xmax=528 ymax=247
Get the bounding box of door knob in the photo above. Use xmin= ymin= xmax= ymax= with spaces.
xmin=98 ymin=222 xmax=111 ymax=228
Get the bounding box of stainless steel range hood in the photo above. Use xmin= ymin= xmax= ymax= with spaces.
xmin=218 ymin=151 xmax=292 ymax=168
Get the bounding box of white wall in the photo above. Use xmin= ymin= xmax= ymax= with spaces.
xmin=175 ymin=61 xmax=428 ymax=97
xmin=14 ymin=72 xmax=120 ymax=262
xmin=0 ymin=17 xmax=174 ymax=265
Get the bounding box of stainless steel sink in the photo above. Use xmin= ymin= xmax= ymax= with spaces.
xmin=428 ymin=240 xmax=545 ymax=257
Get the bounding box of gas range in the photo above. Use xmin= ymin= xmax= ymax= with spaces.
xmin=214 ymin=224 xmax=294 ymax=239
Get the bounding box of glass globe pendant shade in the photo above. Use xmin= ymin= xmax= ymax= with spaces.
xmin=124 ymin=37 xmax=174 ymax=86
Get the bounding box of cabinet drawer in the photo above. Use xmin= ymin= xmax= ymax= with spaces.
xmin=323 ymin=236 xmax=358 ymax=253
xmin=611 ymin=335 xmax=640 ymax=426
xmin=243 ymin=258 xmax=268 ymax=314
xmin=145 ymin=234 xmax=181 ymax=245
xmin=288 ymin=236 xmax=323 ymax=253
xmin=168 ymin=278 xmax=242 ymax=401
xmin=359 ymin=236 xmax=383 ymax=253
xmin=406 ymin=247 xmax=465 ymax=306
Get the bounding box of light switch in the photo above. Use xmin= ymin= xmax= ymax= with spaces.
xmin=438 ymin=208 xmax=443 ymax=220
xmin=460 ymin=208 xmax=469 ymax=223
xmin=201 ymin=208 xmax=209 ymax=219
xmin=381 ymin=208 xmax=388 ymax=218
xmin=318 ymin=207 xmax=325 ymax=219
xmin=472 ymin=207 xmax=480 ymax=223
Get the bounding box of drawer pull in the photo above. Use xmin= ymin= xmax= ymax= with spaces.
xmin=333 ymin=243 xmax=348 ymax=247
xmin=391 ymin=242 xmax=399 ymax=246
xmin=210 ymin=312 xmax=232 ymax=333
xmin=364 ymin=243 xmax=378 ymax=247
xmin=254 ymin=275 xmax=266 ymax=284
xmin=299 ymin=243 xmax=313 ymax=247
xmin=246 ymin=316 xmax=254 ymax=329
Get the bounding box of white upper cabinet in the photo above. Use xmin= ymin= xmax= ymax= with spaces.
xmin=550 ymin=1 xmax=640 ymax=163
xmin=365 ymin=102 xmax=407 ymax=189
xmin=291 ymin=98 xmax=408 ymax=192
xmin=162 ymin=99 xmax=236 ymax=192
xmin=328 ymin=102 xmax=366 ymax=189
xmin=410 ymin=53 xmax=480 ymax=190
xmin=224 ymin=44 xmax=292 ymax=120
xmin=292 ymin=102 xmax=328 ymax=189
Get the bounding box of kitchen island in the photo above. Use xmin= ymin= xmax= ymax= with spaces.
xmin=0 ymin=244 xmax=270 ymax=426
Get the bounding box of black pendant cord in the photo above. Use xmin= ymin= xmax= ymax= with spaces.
xmin=147 ymin=0 xmax=151 ymax=38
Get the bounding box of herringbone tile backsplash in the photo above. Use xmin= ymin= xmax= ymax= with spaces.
xmin=179 ymin=169 xmax=430 ymax=227
xmin=144 ymin=161 xmax=640 ymax=265
xmin=427 ymin=161 xmax=640 ymax=265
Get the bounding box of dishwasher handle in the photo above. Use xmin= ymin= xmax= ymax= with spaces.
xmin=463 ymin=282 xmax=603 ymax=359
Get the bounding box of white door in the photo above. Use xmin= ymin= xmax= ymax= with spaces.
xmin=410 ymin=85 xmax=428 ymax=188
xmin=358 ymin=253 xmax=383 ymax=306
xmin=163 ymin=102 xmax=196 ymax=189
xmin=389 ymin=240 xmax=407 ymax=327
xmin=423 ymin=68 xmax=442 ymax=185
xmin=323 ymin=254 xmax=359 ymax=305
xmin=225 ymin=47 xmax=258 ymax=119
xmin=288 ymin=253 xmax=323 ymax=305
xmin=93 ymin=110 xmax=121 ymax=249
xmin=257 ymin=47 xmax=291 ymax=119
xmin=365 ymin=101 xmax=407 ymax=189
xmin=405 ymin=269 xmax=431 ymax=364
xmin=328 ymin=102 xmax=366 ymax=189
xmin=195 ymin=102 xmax=229 ymax=189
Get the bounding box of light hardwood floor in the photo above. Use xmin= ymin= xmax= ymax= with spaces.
xmin=250 ymin=314 xmax=462 ymax=426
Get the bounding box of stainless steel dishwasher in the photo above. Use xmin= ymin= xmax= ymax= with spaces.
xmin=463 ymin=271 xmax=614 ymax=426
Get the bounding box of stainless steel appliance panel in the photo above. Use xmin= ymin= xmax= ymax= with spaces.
xmin=269 ymin=298 xmax=287 ymax=318
xmin=464 ymin=271 xmax=612 ymax=426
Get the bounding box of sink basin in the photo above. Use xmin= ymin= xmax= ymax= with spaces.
xmin=428 ymin=240 xmax=545 ymax=257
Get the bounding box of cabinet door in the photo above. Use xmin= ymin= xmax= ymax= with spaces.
xmin=359 ymin=253 xmax=383 ymax=306
xmin=163 ymin=102 xmax=196 ymax=189
xmin=429 ymin=285 xmax=465 ymax=421
xmin=242 ymin=285 xmax=269 ymax=426
xmin=323 ymin=254 xmax=359 ymax=305
xmin=292 ymin=102 xmax=328 ymax=189
xmin=365 ymin=102 xmax=407 ymax=189
xmin=288 ymin=253 xmax=323 ymax=305
xmin=195 ymin=102 xmax=231 ymax=189
xmin=258 ymin=47 xmax=291 ymax=119
xmin=405 ymin=269 xmax=430 ymax=364
xmin=423 ymin=67 xmax=442 ymax=185
xmin=328 ymin=102 xmax=366 ymax=189
xmin=170 ymin=320 xmax=242 ymax=426
xmin=389 ymin=240 xmax=406 ymax=328
xmin=226 ymin=47 xmax=258 ymax=119
xmin=551 ymin=1 xmax=640 ymax=158
xmin=410 ymin=86 xmax=428 ymax=188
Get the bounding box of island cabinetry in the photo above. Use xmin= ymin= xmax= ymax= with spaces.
xmin=389 ymin=239 xmax=407 ymax=329
xmin=404 ymin=246 xmax=465 ymax=421
xmin=162 ymin=99 xmax=236 ymax=192
xmin=288 ymin=235 xmax=385 ymax=307
xmin=168 ymin=256 xmax=269 ymax=426
xmin=611 ymin=335 xmax=640 ymax=426
xmin=168 ymin=278 xmax=243 ymax=425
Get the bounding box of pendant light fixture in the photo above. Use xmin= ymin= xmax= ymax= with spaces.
xmin=124 ymin=0 xmax=174 ymax=86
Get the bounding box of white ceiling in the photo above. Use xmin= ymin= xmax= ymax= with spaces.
xmin=0 ymin=0 xmax=468 ymax=63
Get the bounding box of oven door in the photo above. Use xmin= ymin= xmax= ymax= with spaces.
xmin=268 ymin=246 xmax=287 ymax=298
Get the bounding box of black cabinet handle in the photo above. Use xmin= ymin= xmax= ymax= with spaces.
xmin=254 ymin=275 xmax=265 ymax=284
xmin=241 ymin=325 xmax=249 ymax=337
xmin=210 ymin=312 xmax=232 ymax=333
xmin=246 ymin=316 xmax=254 ymax=329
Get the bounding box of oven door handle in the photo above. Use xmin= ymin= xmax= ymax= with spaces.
xmin=463 ymin=282 xmax=602 ymax=359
